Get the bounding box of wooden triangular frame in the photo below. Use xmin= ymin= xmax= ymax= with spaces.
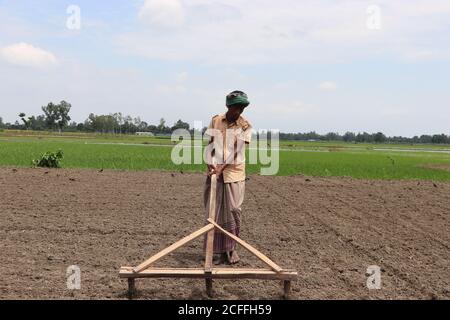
xmin=119 ymin=174 xmax=298 ymax=299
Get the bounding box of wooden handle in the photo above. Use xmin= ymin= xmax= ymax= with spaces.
xmin=204 ymin=174 xmax=217 ymax=272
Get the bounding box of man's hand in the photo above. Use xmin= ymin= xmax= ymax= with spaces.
xmin=207 ymin=164 xmax=216 ymax=176
xmin=214 ymin=164 xmax=227 ymax=176
xmin=206 ymin=164 xmax=227 ymax=177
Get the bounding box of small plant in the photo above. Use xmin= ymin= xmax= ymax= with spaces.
xmin=33 ymin=150 xmax=64 ymax=168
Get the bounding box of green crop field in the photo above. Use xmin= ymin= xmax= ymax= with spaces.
xmin=1 ymin=130 xmax=450 ymax=181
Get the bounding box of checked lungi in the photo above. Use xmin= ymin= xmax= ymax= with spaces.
xmin=203 ymin=175 xmax=245 ymax=254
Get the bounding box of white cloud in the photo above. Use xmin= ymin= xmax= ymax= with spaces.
xmin=0 ymin=42 xmax=58 ymax=68
xmin=116 ymin=0 xmax=450 ymax=65
xmin=138 ymin=0 xmax=185 ymax=28
xmin=319 ymin=81 xmax=337 ymax=91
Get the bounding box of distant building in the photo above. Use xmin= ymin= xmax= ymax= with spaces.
xmin=136 ymin=132 xmax=155 ymax=137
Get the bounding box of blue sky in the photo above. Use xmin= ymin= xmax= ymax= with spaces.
xmin=0 ymin=0 xmax=449 ymax=136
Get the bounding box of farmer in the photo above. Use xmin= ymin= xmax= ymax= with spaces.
xmin=204 ymin=90 xmax=253 ymax=265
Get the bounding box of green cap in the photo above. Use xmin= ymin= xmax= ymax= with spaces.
xmin=226 ymin=90 xmax=250 ymax=107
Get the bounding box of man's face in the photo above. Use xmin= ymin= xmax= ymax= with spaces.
xmin=226 ymin=105 xmax=245 ymax=122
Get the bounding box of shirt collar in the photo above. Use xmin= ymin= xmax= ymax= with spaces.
xmin=221 ymin=113 xmax=240 ymax=127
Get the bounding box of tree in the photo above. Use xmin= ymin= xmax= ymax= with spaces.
xmin=171 ymin=119 xmax=190 ymax=131
xmin=147 ymin=124 xmax=157 ymax=133
xmin=42 ymin=102 xmax=59 ymax=130
xmin=325 ymin=132 xmax=341 ymax=141
xmin=113 ymin=112 xmax=124 ymax=134
xmin=138 ymin=121 xmax=148 ymax=131
xmin=19 ymin=113 xmax=31 ymax=130
xmin=76 ymin=122 xmax=86 ymax=131
xmin=419 ymin=135 xmax=432 ymax=143
xmin=431 ymin=134 xmax=448 ymax=144
xmin=122 ymin=115 xmax=135 ymax=134
xmin=0 ymin=117 xmax=4 ymax=129
xmin=66 ymin=121 xmax=79 ymax=132
xmin=28 ymin=115 xmax=46 ymax=130
xmin=343 ymin=132 xmax=356 ymax=142
xmin=355 ymin=132 xmax=375 ymax=143
xmin=85 ymin=113 xmax=119 ymax=133
xmin=374 ymin=132 xmax=387 ymax=143
xmin=42 ymin=101 xmax=72 ymax=132
xmin=56 ymin=101 xmax=71 ymax=132
xmin=157 ymin=118 xmax=166 ymax=133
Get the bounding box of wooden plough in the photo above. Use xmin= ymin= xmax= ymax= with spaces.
xmin=119 ymin=174 xmax=298 ymax=299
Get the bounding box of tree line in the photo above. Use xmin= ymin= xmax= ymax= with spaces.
xmin=279 ymin=131 xmax=450 ymax=144
xmin=0 ymin=100 xmax=449 ymax=144
xmin=1 ymin=101 xmax=191 ymax=135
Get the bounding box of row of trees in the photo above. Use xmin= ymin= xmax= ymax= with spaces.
xmin=80 ymin=113 xmax=190 ymax=134
xmin=1 ymin=101 xmax=449 ymax=143
xmin=0 ymin=101 xmax=191 ymax=135
xmin=279 ymin=131 xmax=450 ymax=144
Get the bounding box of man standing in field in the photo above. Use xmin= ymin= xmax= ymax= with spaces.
xmin=204 ymin=90 xmax=253 ymax=265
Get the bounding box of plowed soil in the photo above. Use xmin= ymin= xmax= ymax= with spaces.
xmin=0 ymin=168 xmax=448 ymax=299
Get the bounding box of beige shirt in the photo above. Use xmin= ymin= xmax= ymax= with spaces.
xmin=206 ymin=114 xmax=253 ymax=183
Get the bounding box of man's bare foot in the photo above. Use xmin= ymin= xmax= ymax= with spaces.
xmin=227 ymin=251 xmax=240 ymax=264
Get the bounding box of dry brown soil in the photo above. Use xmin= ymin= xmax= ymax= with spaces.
xmin=0 ymin=168 xmax=449 ymax=299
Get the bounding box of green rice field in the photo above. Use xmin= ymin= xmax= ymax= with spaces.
xmin=1 ymin=130 xmax=449 ymax=181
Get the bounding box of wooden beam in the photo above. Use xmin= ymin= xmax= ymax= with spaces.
xmin=283 ymin=280 xmax=292 ymax=299
xmin=133 ymin=223 xmax=214 ymax=273
xmin=205 ymin=278 xmax=213 ymax=297
xmin=204 ymin=174 xmax=217 ymax=273
xmin=128 ymin=279 xmax=136 ymax=299
xmin=120 ymin=267 xmax=298 ymax=281
xmin=206 ymin=218 xmax=283 ymax=273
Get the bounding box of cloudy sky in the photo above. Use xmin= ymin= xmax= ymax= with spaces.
xmin=0 ymin=0 xmax=449 ymax=136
